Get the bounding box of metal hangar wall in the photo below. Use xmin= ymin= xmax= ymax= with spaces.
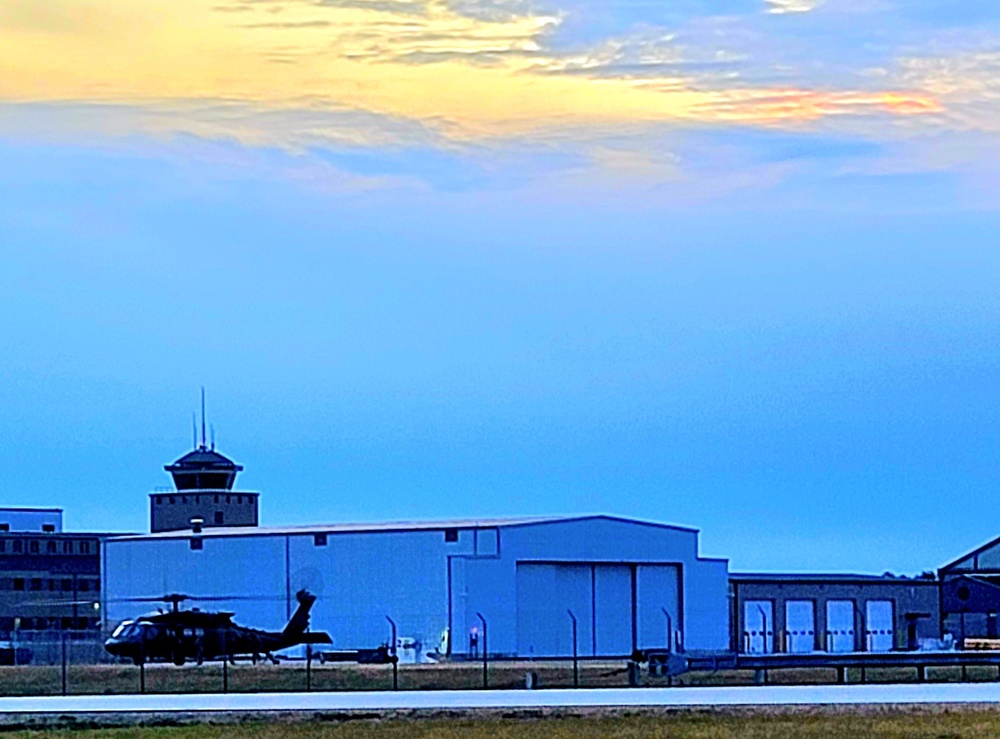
xmin=102 ymin=515 xmax=729 ymax=658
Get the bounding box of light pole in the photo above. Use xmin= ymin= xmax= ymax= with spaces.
xmin=476 ymin=613 xmax=488 ymax=689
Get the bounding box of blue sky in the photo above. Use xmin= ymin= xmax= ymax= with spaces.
xmin=2 ymin=0 xmax=1000 ymax=575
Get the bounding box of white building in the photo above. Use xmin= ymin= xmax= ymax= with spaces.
xmin=103 ymin=515 xmax=729 ymax=658
xmin=0 ymin=507 xmax=63 ymax=533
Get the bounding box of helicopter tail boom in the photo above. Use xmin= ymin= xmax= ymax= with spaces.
xmin=282 ymin=589 xmax=319 ymax=638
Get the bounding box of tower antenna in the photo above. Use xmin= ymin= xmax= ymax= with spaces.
xmin=192 ymin=413 xmax=198 ymax=450
xmin=200 ymin=387 xmax=207 ymax=449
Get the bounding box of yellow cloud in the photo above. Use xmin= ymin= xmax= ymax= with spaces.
xmin=0 ymin=0 xmax=939 ymax=143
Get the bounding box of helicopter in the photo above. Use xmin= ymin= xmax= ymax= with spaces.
xmin=104 ymin=589 xmax=331 ymax=666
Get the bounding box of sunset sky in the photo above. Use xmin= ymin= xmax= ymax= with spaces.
xmin=2 ymin=0 xmax=1000 ymax=574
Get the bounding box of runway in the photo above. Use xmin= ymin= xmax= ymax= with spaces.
xmin=3 ymin=683 xmax=1000 ymax=715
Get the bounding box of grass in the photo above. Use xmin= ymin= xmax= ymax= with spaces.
xmin=10 ymin=710 xmax=1000 ymax=738
xmin=2 ymin=660 xmax=1000 ymax=696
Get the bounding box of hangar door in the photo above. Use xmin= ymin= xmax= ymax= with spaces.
xmin=516 ymin=563 xmax=678 ymax=657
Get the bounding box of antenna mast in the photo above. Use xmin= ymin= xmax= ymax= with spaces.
xmin=192 ymin=413 xmax=197 ymax=449
xmin=200 ymin=387 xmax=207 ymax=449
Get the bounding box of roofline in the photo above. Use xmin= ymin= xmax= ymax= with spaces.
xmin=147 ymin=490 xmax=260 ymax=496
xmin=106 ymin=514 xmax=701 ymax=543
xmin=0 ymin=531 xmax=132 ymax=538
xmin=499 ymin=514 xmax=699 ymax=535
xmin=730 ymin=572 xmax=938 ymax=583
xmin=938 ymin=534 xmax=1000 ymax=573
xmin=0 ymin=507 xmax=63 ymax=513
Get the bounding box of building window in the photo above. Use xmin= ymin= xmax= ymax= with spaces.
xmin=30 ymin=578 xmax=42 ymax=591
xmin=13 ymin=578 xmax=24 ymax=591
xmin=80 ymin=541 xmax=91 ymax=554
xmin=444 ymin=528 xmax=459 ymax=543
xmin=13 ymin=540 xmax=23 ymax=553
xmin=29 ymin=540 xmax=39 ymax=554
xmin=314 ymin=533 xmax=327 ymax=546
xmin=237 ymin=495 xmax=242 ymax=504
xmin=47 ymin=541 xmax=57 ymax=554
xmin=170 ymin=496 xmax=176 ymax=504
xmin=63 ymin=540 xmax=73 ymax=554
xmin=94 ymin=579 xmax=101 ymax=592
xmin=61 ymin=579 xmax=72 ymax=592
xmin=0 ymin=524 xmax=8 ymax=531
xmin=48 ymin=579 xmax=55 ymax=591
xmin=226 ymin=495 xmax=231 ymax=504
xmin=181 ymin=496 xmax=188 ymax=504
xmin=190 ymin=538 xmax=203 ymax=551
xmin=42 ymin=524 xmax=55 ymax=533
xmin=0 ymin=540 xmax=5 ymax=553
xmin=214 ymin=494 xmax=219 ymax=503
xmin=79 ymin=580 xmax=90 ymax=592
xmin=156 ymin=496 xmax=163 ymax=505
xmin=214 ymin=512 xmax=224 ymax=525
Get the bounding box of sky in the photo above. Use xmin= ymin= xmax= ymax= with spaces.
xmin=1 ymin=0 xmax=1000 ymax=575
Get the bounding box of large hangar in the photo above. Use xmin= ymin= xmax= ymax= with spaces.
xmin=102 ymin=516 xmax=729 ymax=658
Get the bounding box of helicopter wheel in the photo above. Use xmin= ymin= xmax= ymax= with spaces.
xmin=173 ymin=654 xmax=185 ymax=666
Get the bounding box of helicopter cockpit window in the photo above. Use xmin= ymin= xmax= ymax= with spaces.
xmin=111 ymin=620 xmax=135 ymax=638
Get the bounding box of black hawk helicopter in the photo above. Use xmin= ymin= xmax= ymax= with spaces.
xmin=104 ymin=589 xmax=331 ymax=665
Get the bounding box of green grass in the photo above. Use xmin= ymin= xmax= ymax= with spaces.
xmin=10 ymin=711 xmax=1000 ymax=738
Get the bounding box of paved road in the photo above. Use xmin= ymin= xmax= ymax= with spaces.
xmin=3 ymin=684 xmax=1000 ymax=714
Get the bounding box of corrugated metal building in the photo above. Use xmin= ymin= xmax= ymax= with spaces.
xmin=103 ymin=516 xmax=729 ymax=658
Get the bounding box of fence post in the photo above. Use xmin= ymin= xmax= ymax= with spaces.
xmin=306 ymin=634 xmax=312 ymax=692
xmin=61 ymin=632 xmax=68 ymax=696
xmin=222 ymin=631 xmax=229 ymax=694
xmin=385 ymin=616 xmax=398 ymax=691
xmin=476 ymin=613 xmax=488 ymax=689
xmin=567 ymin=610 xmax=579 ymax=688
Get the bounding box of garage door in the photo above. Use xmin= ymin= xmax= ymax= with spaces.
xmin=516 ymin=564 xmax=592 ymax=658
xmin=826 ymin=600 xmax=855 ymax=653
xmin=785 ymin=600 xmax=815 ymax=653
xmin=635 ymin=564 xmax=681 ymax=651
xmin=516 ymin=563 xmax=648 ymax=658
xmin=743 ymin=600 xmax=774 ymax=654
xmin=865 ymin=600 xmax=894 ymax=652
xmin=593 ymin=565 xmax=632 ymax=656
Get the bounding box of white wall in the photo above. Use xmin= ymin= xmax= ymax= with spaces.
xmin=104 ymin=517 xmax=731 ymax=657
xmin=0 ymin=508 xmax=62 ymax=533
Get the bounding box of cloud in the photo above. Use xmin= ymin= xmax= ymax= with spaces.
xmin=765 ymin=0 xmax=822 ymax=14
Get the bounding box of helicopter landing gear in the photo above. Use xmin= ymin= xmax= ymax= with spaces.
xmin=132 ymin=656 xmax=144 ymax=666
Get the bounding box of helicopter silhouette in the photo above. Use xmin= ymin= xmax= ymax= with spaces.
xmin=104 ymin=589 xmax=331 ymax=665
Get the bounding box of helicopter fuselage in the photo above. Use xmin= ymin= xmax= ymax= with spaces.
xmin=104 ymin=590 xmax=331 ymax=665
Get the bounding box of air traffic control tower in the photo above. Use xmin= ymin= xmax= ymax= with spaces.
xmin=151 ymin=437 xmax=259 ymax=534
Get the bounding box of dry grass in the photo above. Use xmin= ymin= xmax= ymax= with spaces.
xmin=11 ymin=710 xmax=1000 ymax=738
xmin=2 ymin=660 xmax=999 ymax=696
xmin=0 ymin=661 xmax=631 ymax=696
